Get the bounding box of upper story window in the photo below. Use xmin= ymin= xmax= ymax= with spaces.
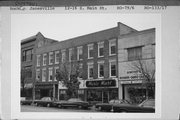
xmin=49 ymin=52 xmax=54 ymax=65
xmin=78 ymin=63 xmax=83 ymax=79
xmin=88 ymin=62 xmax=94 ymax=79
xmin=77 ymin=46 xmax=83 ymax=61
xmin=98 ymin=42 xmax=104 ymax=57
xmin=54 ymin=67 xmax=59 ymax=81
xmin=24 ymin=66 xmax=32 ymax=78
xmin=42 ymin=68 xmax=46 ymax=82
xmin=61 ymin=49 xmax=66 ymax=63
xmin=22 ymin=49 xmax=33 ymax=62
xmin=36 ymin=55 xmax=41 ymax=67
xmin=55 ymin=51 xmax=60 ymax=64
xmin=109 ymin=60 xmax=116 ymax=77
xmin=48 ymin=68 xmax=53 ymax=81
xmin=69 ymin=48 xmax=73 ymax=62
xmin=36 ymin=69 xmax=40 ymax=81
xmin=127 ymin=46 xmax=142 ymax=61
xmin=88 ymin=44 xmax=94 ymax=59
xmin=109 ymin=39 xmax=116 ymax=56
xmin=98 ymin=61 xmax=104 ymax=78
xmin=43 ymin=54 xmax=47 ymax=66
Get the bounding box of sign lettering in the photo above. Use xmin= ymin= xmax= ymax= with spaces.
xmin=86 ymin=80 xmax=116 ymax=87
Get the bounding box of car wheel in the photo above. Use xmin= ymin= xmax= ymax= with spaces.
xmin=47 ymin=103 xmax=50 ymax=107
xmin=78 ymin=105 xmax=82 ymax=109
xmin=120 ymin=110 xmax=127 ymax=113
xmin=58 ymin=104 xmax=62 ymax=108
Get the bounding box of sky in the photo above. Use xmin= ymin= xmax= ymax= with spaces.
xmin=11 ymin=13 xmax=160 ymax=42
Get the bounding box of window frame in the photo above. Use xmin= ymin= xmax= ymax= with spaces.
xmin=36 ymin=69 xmax=40 ymax=81
xmin=69 ymin=48 xmax=73 ymax=62
xmin=98 ymin=41 xmax=104 ymax=58
xmin=54 ymin=67 xmax=59 ymax=81
xmin=42 ymin=68 xmax=46 ymax=82
xmin=109 ymin=39 xmax=116 ymax=56
xmin=109 ymin=60 xmax=116 ymax=77
xmin=48 ymin=67 xmax=53 ymax=81
xmin=87 ymin=62 xmax=94 ymax=79
xmin=77 ymin=46 xmax=83 ymax=61
xmin=36 ymin=55 xmax=41 ymax=67
xmin=98 ymin=61 xmax=105 ymax=78
xmin=49 ymin=52 xmax=54 ymax=65
xmin=78 ymin=63 xmax=83 ymax=79
xmin=43 ymin=53 xmax=47 ymax=66
xmin=88 ymin=44 xmax=94 ymax=59
xmin=61 ymin=49 xmax=66 ymax=63
xmin=22 ymin=49 xmax=33 ymax=62
xmin=127 ymin=46 xmax=142 ymax=61
xmin=55 ymin=51 xmax=60 ymax=64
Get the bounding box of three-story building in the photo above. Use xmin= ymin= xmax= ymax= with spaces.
xmin=21 ymin=22 xmax=155 ymax=104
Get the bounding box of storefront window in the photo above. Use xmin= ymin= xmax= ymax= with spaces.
xmin=87 ymin=90 xmax=102 ymax=102
xmin=87 ymin=89 xmax=118 ymax=103
xmin=78 ymin=90 xmax=85 ymax=100
xmin=59 ymin=90 xmax=67 ymax=100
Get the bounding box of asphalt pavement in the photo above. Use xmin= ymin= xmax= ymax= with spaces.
xmin=21 ymin=105 xmax=101 ymax=112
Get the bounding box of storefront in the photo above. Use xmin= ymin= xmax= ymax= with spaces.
xmin=22 ymin=83 xmax=33 ymax=99
xmin=35 ymin=83 xmax=58 ymax=100
xmin=120 ymin=80 xmax=155 ymax=104
xmin=85 ymin=79 xmax=118 ymax=103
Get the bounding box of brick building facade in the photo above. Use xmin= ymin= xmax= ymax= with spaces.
xmin=21 ymin=22 xmax=155 ymax=103
xmin=21 ymin=32 xmax=58 ymax=98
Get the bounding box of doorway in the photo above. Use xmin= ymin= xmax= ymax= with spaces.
xmin=102 ymin=91 xmax=109 ymax=103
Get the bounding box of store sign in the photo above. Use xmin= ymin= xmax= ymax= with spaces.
xmin=35 ymin=84 xmax=53 ymax=89
xmin=86 ymin=80 xmax=116 ymax=87
xmin=119 ymin=70 xmax=144 ymax=80
xmin=120 ymin=80 xmax=142 ymax=84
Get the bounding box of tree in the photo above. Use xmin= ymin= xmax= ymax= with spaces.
xmin=129 ymin=58 xmax=155 ymax=99
xmin=56 ymin=62 xmax=81 ymax=99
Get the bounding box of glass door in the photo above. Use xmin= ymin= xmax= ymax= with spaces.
xmin=102 ymin=91 xmax=109 ymax=103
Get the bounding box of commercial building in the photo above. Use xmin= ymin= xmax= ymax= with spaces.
xmin=21 ymin=22 xmax=155 ymax=103
xmin=21 ymin=32 xmax=58 ymax=98
xmin=118 ymin=28 xmax=155 ymax=103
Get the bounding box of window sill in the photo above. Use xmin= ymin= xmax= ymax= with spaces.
xmin=88 ymin=57 xmax=93 ymax=60
xmin=98 ymin=56 xmax=104 ymax=58
xmin=109 ymin=54 xmax=116 ymax=56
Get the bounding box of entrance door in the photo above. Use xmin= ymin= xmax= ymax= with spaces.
xmin=102 ymin=91 xmax=109 ymax=103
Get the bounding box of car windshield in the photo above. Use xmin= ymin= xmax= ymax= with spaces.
xmin=109 ymin=99 xmax=129 ymax=104
xmin=68 ymin=98 xmax=81 ymax=102
xmin=140 ymin=99 xmax=155 ymax=107
xmin=41 ymin=97 xmax=51 ymax=101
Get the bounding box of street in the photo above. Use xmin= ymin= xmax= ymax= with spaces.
xmin=21 ymin=105 xmax=102 ymax=112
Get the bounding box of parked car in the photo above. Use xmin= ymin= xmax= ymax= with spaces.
xmin=20 ymin=97 xmax=33 ymax=105
xmin=95 ymin=99 xmax=130 ymax=112
xmin=53 ymin=98 xmax=90 ymax=109
xmin=112 ymin=99 xmax=155 ymax=113
xmin=34 ymin=97 xmax=55 ymax=107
